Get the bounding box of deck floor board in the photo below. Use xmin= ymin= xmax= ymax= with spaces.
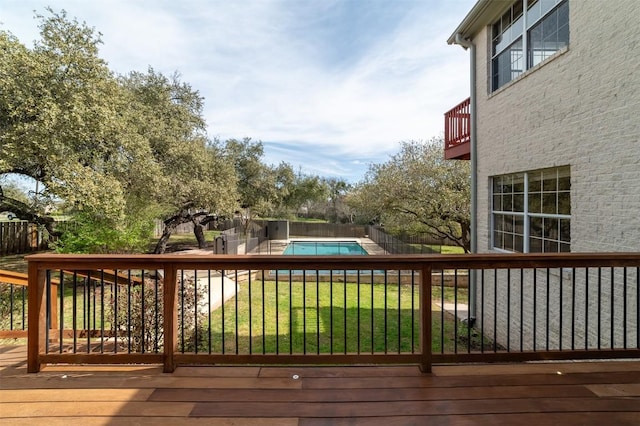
xmin=2 ymin=345 xmax=639 ymax=425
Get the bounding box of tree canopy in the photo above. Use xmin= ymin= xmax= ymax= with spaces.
xmin=349 ymin=139 xmax=471 ymax=252
xmin=1 ymin=10 xmax=472 ymax=254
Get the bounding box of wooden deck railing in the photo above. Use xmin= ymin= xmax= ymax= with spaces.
xmin=444 ymin=97 xmax=471 ymax=160
xmin=17 ymin=253 xmax=640 ymax=373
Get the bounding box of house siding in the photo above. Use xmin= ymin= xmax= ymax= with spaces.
xmin=467 ymin=0 xmax=640 ymax=350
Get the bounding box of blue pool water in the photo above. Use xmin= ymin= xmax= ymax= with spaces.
xmin=283 ymin=241 xmax=368 ymax=256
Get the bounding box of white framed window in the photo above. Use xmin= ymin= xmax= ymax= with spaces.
xmin=492 ymin=166 xmax=570 ymax=253
xmin=491 ymin=0 xmax=569 ymax=91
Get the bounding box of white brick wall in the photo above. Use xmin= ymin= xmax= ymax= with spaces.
xmin=467 ymin=0 xmax=640 ymax=349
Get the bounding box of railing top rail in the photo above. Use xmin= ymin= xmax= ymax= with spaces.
xmin=444 ymin=97 xmax=470 ymax=115
xmin=0 ymin=269 xmax=29 ymax=286
xmin=24 ymin=252 xmax=640 ymax=270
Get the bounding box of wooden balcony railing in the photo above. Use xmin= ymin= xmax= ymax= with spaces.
xmin=12 ymin=253 xmax=640 ymax=373
xmin=444 ymin=97 xmax=471 ymax=160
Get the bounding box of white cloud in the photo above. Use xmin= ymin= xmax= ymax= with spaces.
xmin=1 ymin=0 xmax=475 ymax=182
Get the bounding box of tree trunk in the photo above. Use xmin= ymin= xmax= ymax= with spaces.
xmin=153 ymin=224 xmax=175 ymax=254
xmin=192 ymin=218 xmax=207 ymax=249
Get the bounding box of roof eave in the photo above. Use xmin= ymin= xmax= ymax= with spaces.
xmin=447 ymin=0 xmax=510 ymax=44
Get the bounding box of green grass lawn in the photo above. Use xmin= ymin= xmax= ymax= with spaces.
xmin=194 ymin=280 xmax=475 ymax=355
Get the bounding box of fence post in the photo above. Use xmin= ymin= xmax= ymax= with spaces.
xmin=163 ymin=263 xmax=178 ymax=373
xmin=27 ymin=261 xmax=46 ymax=373
xmin=419 ymin=264 xmax=432 ymax=373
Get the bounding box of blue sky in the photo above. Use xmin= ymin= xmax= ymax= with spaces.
xmin=1 ymin=0 xmax=475 ymax=183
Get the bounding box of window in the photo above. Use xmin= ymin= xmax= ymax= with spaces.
xmin=492 ymin=166 xmax=570 ymax=253
xmin=491 ymin=0 xmax=569 ymax=91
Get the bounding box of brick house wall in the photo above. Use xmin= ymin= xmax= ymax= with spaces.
xmin=464 ymin=0 xmax=640 ymax=350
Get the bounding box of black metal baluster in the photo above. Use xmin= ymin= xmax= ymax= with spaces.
xmin=210 ymin=270 xmax=214 ymax=354
xmin=46 ymin=270 xmax=51 ymax=354
xmin=181 ymin=270 xmax=185 ymax=353
xmin=559 ymin=267 xmax=563 ymax=350
xmin=597 ymin=267 xmax=602 ymax=350
xmin=141 ymin=269 xmax=146 ymax=354
xmin=289 ymin=270 xmax=293 ymax=355
xmin=480 ymin=270 xmax=485 ymax=353
xmin=343 ymin=269 xmax=347 ymax=354
xmin=194 ymin=270 xmax=198 ymax=354
xmin=59 ymin=270 xmax=64 ymax=354
xmin=545 ymin=268 xmax=550 ymax=351
xmin=275 ymin=270 xmax=279 ymax=355
xmin=248 ymin=270 xmax=253 ymax=354
xmin=455 ymin=269 xmax=459 ymax=354
xmin=235 ymin=270 xmax=239 ymax=355
xmin=520 ymin=269 xmax=524 ymax=352
xmin=329 ymin=270 xmax=333 ymax=355
xmin=155 ymin=273 xmax=159 ymax=353
xmin=506 ymin=269 xmax=510 ymax=353
xmin=597 ymin=267 xmax=613 ymax=349
xmin=357 ymin=270 xmax=361 ymax=354
xmin=533 ymin=269 xmax=537 ymax=350
xmin=73 ymin=271 xmax=78 ymax=353
xmin=384 ymin=270 xmax=388 ymax=354
xmin=371 ymin=270 xmax=374 ymax=354
xmin=571 ymin=268 xmax=576 ymax=350
xmin=585 ymin=268 xmax=589 ymax=350
xmin=493 ymin=269 xmax=497 ymax=352
xmin=316 ymin=270 xmax=320 ymax=355
xmin=262 ymin=270 xmax=266 ymax=355
xmin=623 ymin=267 xmax=627 ymax=349
xmin=302 ymin=270 xmax=306 ymax=354
xmin=9 ymin=284 xmax=13 ymax=331
xmin=397 ymin=270 xmax=401 ymax=354
xmin=440 ymin=270 xmax=444 ymax=354
xmin=114 ymin=270 xmax=118 ymax=354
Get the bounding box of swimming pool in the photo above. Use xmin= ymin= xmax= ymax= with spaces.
xmin=283 ymin=241 xmax=368 ymax=256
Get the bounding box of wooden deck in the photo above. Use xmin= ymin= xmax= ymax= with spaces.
xmin=1 ymin=346 xmax=640 ymax=425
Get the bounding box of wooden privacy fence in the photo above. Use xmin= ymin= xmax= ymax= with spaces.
xmin=0 ymin=221 xmax=49 ymax=255
xmin=22 ymin=253 xmax=640 ymax=374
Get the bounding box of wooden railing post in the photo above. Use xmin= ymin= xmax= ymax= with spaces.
xmin=163 ymin=264 xmax=178 ymax=373
xmin=420 ymin=264 xmax=432 ymax=373
xmin=27 ymin=261 xmax=46 ymax=373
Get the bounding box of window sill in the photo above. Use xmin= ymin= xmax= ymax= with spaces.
xmin=488 ymin=46 xmax=570 ymax=98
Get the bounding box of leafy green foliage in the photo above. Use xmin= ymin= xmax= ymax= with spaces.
xmin=349 ymin=139 xmax=471 ymax=252
xmin=53 ymin=208 xmax=158 ymax=254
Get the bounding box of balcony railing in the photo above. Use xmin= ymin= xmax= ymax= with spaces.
xmin=10 ymin=253 xmax=640 ymax=373
xmin=444 ymin=97 xmax=471 ymax=160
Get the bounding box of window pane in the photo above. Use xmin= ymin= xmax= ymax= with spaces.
xmin=504 ymin=233 xmax=514 ymax=251
xmin=514 ymin=193 xmax=525 ymax=211
xmin=493 ymin=194 xmax=503 ymax=211
xmin=528 ymin=170 xmax=542 ymax=192
xmin=529 ymin=192 xmax=542 ymax=213
xmin=542 ymin=192 xmax=557 ymax=214
xmin=528 ymin=1 xmax=569 ymax=67
xmin=530 ymin=217 xmax=543 ymax=238
xmin=513 ymin=173 xmax=525 ymax=192
xmin=560 ymin=218 xmax=570 ymax=242
xmin=544 ymin=217 xmax=559 ymax=240
xmin=560 ymin=242 xmax=571 ymax=253
xmin=493 ymin=177 xmax=503 ymax=194
xmin=493 ymin=38 xmax=523 ymax=90
xmin=543 ymin=169 xmax=557 ymax=191
xmin=530 ymin=237 xmax=543 ymax=252
xmin=558 ymin=191 xmax=570 ymax=215
xmin=514 ymin=216 xmax=524 ymax=234
xmin=544 ymin=239 xmax=559 ymax=253
xmin=494 ymin=230 xmax=503 ymax=248
xmin=514 ymin=235 xmax=524 ymax=252
xmin=503 ymin=194 xmax=513 ymax=211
